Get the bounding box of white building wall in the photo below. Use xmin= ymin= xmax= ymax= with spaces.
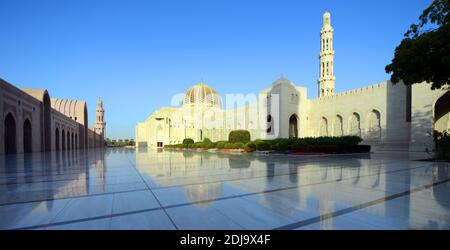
xmin=308 ymin=82 xmax=387 ymax=141
xmin=409 ymin=82 xmax=449 ymax=152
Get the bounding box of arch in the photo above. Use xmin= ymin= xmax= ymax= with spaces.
xmin=71 ymin=132 xmax=74 ymax=150
xmin=4 ymin=113 xmax=17 ymax=154
xmin=349 ymin=112 xmax=361 ymax=136
xmin=62 ymin=129 xmax=66 ymax=150
xmin=199 ymin=129 xmax=203 ymax=141
xmin=367 ymin=110 xmax=381 ymax=140
xmin=333 ymin=115 xmax=343 ymax=136
xmin=289 ymin=114 xmax=298 ymax=138
xmin=23 ymin=118 xmax=32 ymax=153
xmin=67 ymin=131 xmax=71 ymax=150
xmin=55 ymin=128 xmax=60 ymax=151
xmin=434 ymin=91 xmax=450 ymax=133
xmin=84 ymin=105 xmax=88 ymax=149
xmin=319 ymin=117 xmax=328 ymax=136
xmin=43 ymin=92 xmax=51 ymax=151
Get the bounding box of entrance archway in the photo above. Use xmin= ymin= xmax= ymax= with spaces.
xmin=67 ymin=131 xmax=70 ymax=150
xmin=4 ymin=113 xmax=17 ymax=154
xmin=62 ymin=130 xmax=66 ymax=150
xmin=43 ymin=92 xmax=51 ymax=151
xmin=23 ymin=118 xmax=32 ymax=153
xmin=289 ymin=115 xmax=298 ymax=138
xmin=71 ymin=133 xmax=74 ymax=150
xmin=55 ymin=128 xmax=60 ymax=151
xmin=434 ymin=92 xmax=450 ymax=133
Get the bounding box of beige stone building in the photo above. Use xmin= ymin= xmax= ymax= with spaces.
xmin=136 ymin=11 xmax=450 ymax=152
xmin=0 ymin=78 xmax=106 ymax=155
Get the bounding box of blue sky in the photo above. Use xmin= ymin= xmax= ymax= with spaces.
xmin=0 ymin=0 xmax=432 ymax=139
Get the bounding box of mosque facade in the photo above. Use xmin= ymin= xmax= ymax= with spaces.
xmin=135 ymin=11 xmax=450 ymax=152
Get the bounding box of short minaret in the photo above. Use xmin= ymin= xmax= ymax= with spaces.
xmin=318 ymin=10 xmax=336 ymax=97
xmin=94 ymin=98 xmax=106 ymax=138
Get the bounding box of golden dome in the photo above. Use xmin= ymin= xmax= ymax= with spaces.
xmin=183 ymin=82 xmax=222 ymax=108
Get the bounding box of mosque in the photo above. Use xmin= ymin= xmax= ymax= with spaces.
xmin=0 ymin=78 xmax=106 ymax=155
xmin=135 ymin=11 xmax=450 ymax=153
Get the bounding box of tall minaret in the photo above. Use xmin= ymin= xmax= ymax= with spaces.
xmin=318 ymin=10 xmax=336 ymax=97
xmin=94 ymin=98 xmax=106 ymax=138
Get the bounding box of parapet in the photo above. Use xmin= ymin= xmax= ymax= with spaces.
xmin=312 ymin=81 xmax=387 ymax=103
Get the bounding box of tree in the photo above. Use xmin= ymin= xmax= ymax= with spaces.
xmin=385 ymin=0 xmax=450 ymax=90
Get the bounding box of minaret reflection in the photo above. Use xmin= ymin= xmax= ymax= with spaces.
xmin=254 ymin=157 xmax=300 ymax=216
xmin=94 ymin=148 xmax=106 ymax=192
xmin=384 ymin=157 xmax=410 ymax=228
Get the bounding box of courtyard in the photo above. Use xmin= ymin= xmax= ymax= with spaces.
xmin=0 ymin=148 xmax=450 ymax=230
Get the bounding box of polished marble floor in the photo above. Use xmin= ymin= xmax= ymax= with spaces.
xmin=0 ymin=148 xmax=450 ymax=230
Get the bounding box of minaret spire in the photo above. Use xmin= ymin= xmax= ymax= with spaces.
xmin=318 ymin=10 xmax=336 ymax=97
xmin=94 ymin=98 xmax=106 ymax=139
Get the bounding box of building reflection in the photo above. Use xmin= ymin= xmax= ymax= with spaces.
xmin=0 ymin=148 xmax=106 ymax=209
xmin=2 ymin=149 xmax=450 ymax=229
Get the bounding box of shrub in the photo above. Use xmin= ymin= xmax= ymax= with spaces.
xmin=224 ymin=143 xmax=236 ymax=149
xmin=234 ymin=142 xmax=245 ymax=149
xmin=182 ymin=138 xmax=194 ymax=145
xmin=216 ymin=141 xmax=226 ymax=149
xmin=307 ymin=145 xmax=338 ymax=153
xmin=276 ymin=140 xmax=290 ymax=151
xmin=244 ymin=142 xmax=256 ymax=152
xmin=191 ymin=142 xmax=205 ymax=148
xmin=228 ymin=130 xmax=251 ymax=143
xmin=203 ymin=138 xmax=212 ymax=144
xmin=255 ymin=141 xmax=271 ymax=151
xmin=434 ymin=130 xmax=450 ymax=161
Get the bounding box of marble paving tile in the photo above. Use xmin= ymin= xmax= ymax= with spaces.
xmin=112 ymin=190 xmax=160 ymax=213
xmin=0 ymin=199 xmax=71 ymax=229
xmin=109 ymin=210 xmax=176 ymax=230
xmin=51 ymin=194 xmax=114 ymax=223
xmin=166 ymin=204 xmax=244 ymax=230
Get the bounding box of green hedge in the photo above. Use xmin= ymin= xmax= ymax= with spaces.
xmin=244 ymin=142 xmax=256 ymax=152
xmin=165 ymin=136 xmax=365 ymax=154
xmin=434 ymin=130 xmax=450 ymax=161
xmin=255 ymin=140 xmax=271 ymax=151
xmin=228 ymin=130 xmax=251 ymax=143
xmin=182 ymin=138 xmax=194 ymax=145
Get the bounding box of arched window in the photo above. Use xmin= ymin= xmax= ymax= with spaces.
xmin=334 ymin=115 xmax=343 ymax=136
xmin=367 ymin=110 xmax=381 ymax=140
xmin=320 ymin=117 xmax=328 ymax=136
xmin=349 ymin=112 xmax=361 ymax=136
